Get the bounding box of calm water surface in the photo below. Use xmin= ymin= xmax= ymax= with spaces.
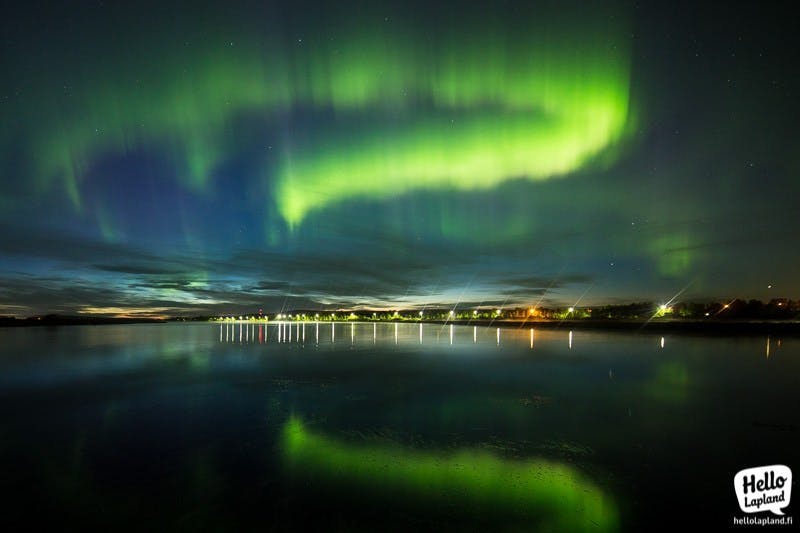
xmin=0 ymin=322 xmax=797 ymax=531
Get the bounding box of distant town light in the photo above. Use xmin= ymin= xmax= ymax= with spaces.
xmin=567 ymin=307 xmax=574 ymax=313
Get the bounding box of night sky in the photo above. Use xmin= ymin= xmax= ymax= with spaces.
xmin=1 ymin=0 xmax=798 ymax=317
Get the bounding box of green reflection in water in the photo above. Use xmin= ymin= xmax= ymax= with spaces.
xmin=648 ymin=361 xmax=691 ymax=404
xmin=281 ymin=417 xmax=618 ymax=531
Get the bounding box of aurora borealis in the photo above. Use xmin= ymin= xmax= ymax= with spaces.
xmin=281 ymin=416 xmax=618 ymax=531
xmin=1 ymin=0 xmax=799 ymax=316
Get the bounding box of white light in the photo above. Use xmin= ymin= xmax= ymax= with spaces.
xmin=568 ymin=307 xmax=574 ymax=313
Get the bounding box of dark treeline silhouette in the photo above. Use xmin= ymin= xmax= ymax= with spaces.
xmin=670 ymin=299 xmax=797 ymax=320
xmin=0 ymin=314 xmax=165 ymax=327
xmin=2 ymin=299 xmax=797 ymax=328
xmin=199 ymin=298 xmax=799 ymax=322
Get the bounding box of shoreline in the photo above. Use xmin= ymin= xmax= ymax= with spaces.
xmin=239 ymin=318 xmax=800 ymax=336
xmin=0 ymin=316 xmax=166 ymax=327
xmin=2 ymin=316 xmax=799 ymax=336
xmin=424 ymin=319 xmax=800 ymax=336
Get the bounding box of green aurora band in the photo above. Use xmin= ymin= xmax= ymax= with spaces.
xmin=5 ymin=3 xmax=633 ymax=228
xmin=281 ymin=417 xmax=619 ymax=531
xmin=276 ymin=23 xmax=633 ymax=226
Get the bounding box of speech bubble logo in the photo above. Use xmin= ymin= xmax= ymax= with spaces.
xmin=734 ymin=464 xmax=792 ymax=516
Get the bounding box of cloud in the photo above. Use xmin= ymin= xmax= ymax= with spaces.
xmin=94 ymin=264 xmax=188 ymax=276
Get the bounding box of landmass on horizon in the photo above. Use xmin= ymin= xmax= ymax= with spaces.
xmin=3 ymin=298 xmax=798 ymax=334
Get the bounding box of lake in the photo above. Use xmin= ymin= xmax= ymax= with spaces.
xmin=0 ymin=322 xmax=797 ymax=530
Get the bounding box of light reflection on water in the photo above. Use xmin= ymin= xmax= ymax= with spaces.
xmin=0 ymin=323 xmax=797 ymax=531
xmin=218 ymin=321 xmax=586 ymax=352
